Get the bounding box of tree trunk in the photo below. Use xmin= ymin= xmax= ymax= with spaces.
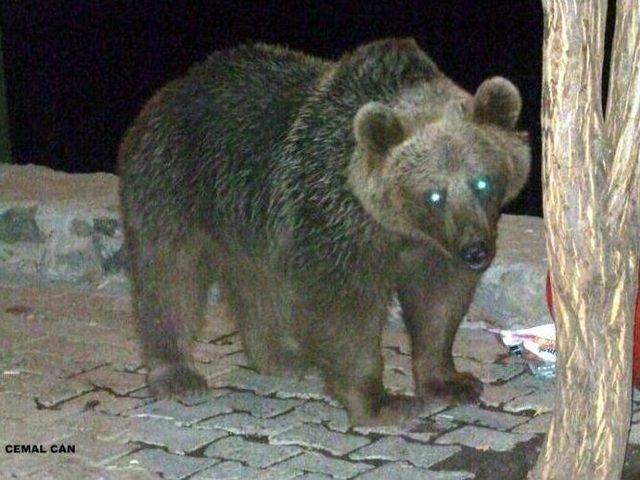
xmin=531 ymin=1 xmax=640 ymax=478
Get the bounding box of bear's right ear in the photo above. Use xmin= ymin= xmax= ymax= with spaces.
xmin=472 ymin=77 xmax=522 ymax=129
xmin=354 ymin=102 xmax=406 ymax=160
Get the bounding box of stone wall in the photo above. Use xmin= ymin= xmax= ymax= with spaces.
xmin=0 ymin=164 xmax=551 ymax=329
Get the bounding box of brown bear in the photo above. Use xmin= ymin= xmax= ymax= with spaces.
xmin=118 ymin=38 xmax=530 ymax=425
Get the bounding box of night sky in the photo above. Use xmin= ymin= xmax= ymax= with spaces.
xmin=2 ymin=1 xmax=604 ymax=217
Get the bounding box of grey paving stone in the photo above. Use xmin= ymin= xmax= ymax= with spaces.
xmin=54 ymin=321 xmax=132 ymax=348
xmin=503 ymin=372 xmax=553 ymax=392
xmin=453 ymin=327 xmax=504 ymax=363
xmin=383 ymin=368 xmax=415 ymax=395
xmin=36 ymin=378 xmax=97 ymax=408
xmin=218 ymin=391 xmax=303 ymax=418
xmin=79 ymin=366 xmax=147 ymax=396
xmin=503 ymin=388 xmax=554 ymax=415
xmin=24 ymin=337 xmax=136 ymax=368
xmin=1 ymin=417 xmax=74 ymax=445
xmin=354 ymin=419 xmax=436 ymax=443
xmin=128 ymin=399 xmax=233 ymax=426
xmin=480 ymin=382 xmax=534 ymax=408
xmin=203 ymin=436 xmax=302 ymax=468
xmin=0 ymin=371 xmax=93 ymax=406
xmin=193 ymin=341 xmax=242 ymax=363
xmin=57 ymin=411 xmax=137 ymax=442
xmin=275 ymin=452 xmax=372 ymax=479
xmin=383 ymin=348 xmax=413 ymax=373
xmin=196 ymin=412 xmax=298 ymax=436
xmin=418 ymin=415 xmax=460 ymax=434
xmin=190 ymin=461 xmax=301 ymax=480
xmin=350 ymin=437 xmax=461 ymax=469
xmin=383 ymin=331 xmax=411 ymax=355
xmin=1 ymin=350 xmax=104 ymax=379
xmin=357 ymin=462 xmax=474 ymax=480
xmin=209 ymin=368 xmax=288 ymax=396
xmin=293 ymin=474 xmax=334 ymax=480
xmin=51 ymin=432 xmax=138 ymax=465
xmin=198 ymin=357 xmax=244 ymax=381
xmin=435 ymin=425 xmax=535 ymax=452
xmin=512 ymin=413 xmax=552 ymax=434
xmin=272 ymin=376 xmax=334 ymax=403
xmin=116 ymin=448 xmax=219 ymax=480
xmin=28 ymin=458 xmax=163 ymax=480
xmin=174 ymin=388 xmax=231 ymax=406
xmin=101 ymin=465 xmax=163 ymax=479
xmin=418 ymin=400 xmax=451 ymax=419
xmin=437 ymin=405 xmax=528 ymax=431
xmin=128 ymin=387 xmax=154 ymax=399
xmin=124 ymin=417 xmax=227 ymax=454
xmin=271 ymin=423 xmax=370 ymax=456
xmin=0 ymin=392 xmax=30 ymax=418
xmin=18 ymin=457 xmax=104 ymax=480
xmin=454 ymin=358 xmax=525 ymax=383
xmin=353 ymin=423 xmax=419 ymax=437
xmin=287 ymin=400 xmax=351 ymax=433
xmin=0 ymin=450 xmax=58 ymax=477
xmin=211 ymin=368 xmax=333 ymax=403
xmin=0 ymin=391 xmax=72 ymax=425
xmin=54 ymin=389 xmax=145 ymax=416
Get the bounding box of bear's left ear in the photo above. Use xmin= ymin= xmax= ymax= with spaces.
xmin=472 ymin=77 xmax=522 ymax=129
xmin=354 ymin=102 xmax=407 ymax=161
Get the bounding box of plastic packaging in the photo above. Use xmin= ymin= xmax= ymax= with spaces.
xmin=488 ymin=324 xmax=556 ymax=379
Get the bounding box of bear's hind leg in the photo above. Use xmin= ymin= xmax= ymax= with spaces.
xmin=221 ymin=262 xmax=305 ymax=377
xmin=129 ymin=234 xmax=212 ymax=399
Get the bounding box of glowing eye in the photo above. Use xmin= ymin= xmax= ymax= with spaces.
xmin=425 ymin=189 xmax=446 ymax=206
xmin=472 ymin=176 xmax=491 ymax=196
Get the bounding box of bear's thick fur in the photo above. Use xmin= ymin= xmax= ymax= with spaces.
xmin=118 ymin=38 xmax=530 ymax=425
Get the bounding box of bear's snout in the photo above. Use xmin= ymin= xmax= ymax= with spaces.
xmin=459 ymin=240 xmax=493 ymax=271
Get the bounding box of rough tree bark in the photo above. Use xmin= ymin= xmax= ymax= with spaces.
xmin=531 ymin=1 xmax=640 ymax=478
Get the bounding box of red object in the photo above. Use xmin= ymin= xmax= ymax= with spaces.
xmin=545 ymin=272 xmax=640 ymax=388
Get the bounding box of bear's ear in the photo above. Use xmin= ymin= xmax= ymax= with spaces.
xmin=354 ymin=102 xmax=406 ymax=159
xmin=472 ymin=77 xmax=522 ymax=129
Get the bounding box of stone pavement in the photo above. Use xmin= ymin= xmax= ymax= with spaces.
xmin=1 ymin=280 xmax=639 ymax=480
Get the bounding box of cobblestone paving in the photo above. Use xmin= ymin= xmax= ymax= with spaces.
xmin=1 ymin=281 xmax=639 ymax=479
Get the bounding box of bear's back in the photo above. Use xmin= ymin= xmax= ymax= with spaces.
xmin=119 ymin=44 xmax=329 ymax=233
xmin=186 ymin=44 xmax=329 ymax=152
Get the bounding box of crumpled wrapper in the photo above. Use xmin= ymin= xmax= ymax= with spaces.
xmin=488 ymin=323 xmax=557 ymax=363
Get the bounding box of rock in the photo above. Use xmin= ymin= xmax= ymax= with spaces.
xmin=469 ymin=214 xmax=550 ymax=329
xmin=0 ymin=164 xmax=127 ymax=290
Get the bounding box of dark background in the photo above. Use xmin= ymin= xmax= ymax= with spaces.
xmin=2 ymin=1 xmax=614 ymax=217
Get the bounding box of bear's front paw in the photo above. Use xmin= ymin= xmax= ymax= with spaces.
xmin=146 ymin=363 xmax=208 ymax=401
xmin=420 ymin=372 xmax=483 ymax=404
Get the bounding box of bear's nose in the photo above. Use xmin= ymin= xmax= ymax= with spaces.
xmin=460 ymin=241 xmax=492 ymax=271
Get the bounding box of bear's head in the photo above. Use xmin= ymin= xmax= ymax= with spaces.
xmin=349 ymin=77 xmax=530 ymax=272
